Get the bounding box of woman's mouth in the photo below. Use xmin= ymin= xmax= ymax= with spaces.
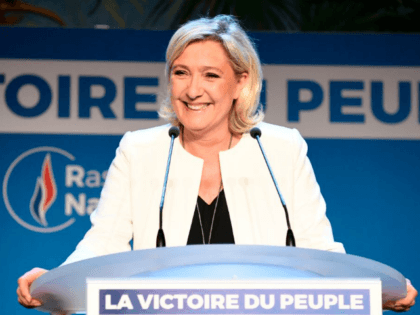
xmin=185 ymin=102 xmax=209 ymax=111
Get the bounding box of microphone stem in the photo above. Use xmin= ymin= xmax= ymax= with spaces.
xmin=255 ymin=135 xmax=293 ymax=232
xmin=159 ymin=134 xmax=176 ymax=221
xmin=157 ymin=134 xmax=176 ymax=247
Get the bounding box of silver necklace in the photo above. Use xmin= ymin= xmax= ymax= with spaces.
xmin=196 ymin=181 xmax=223 ymax=244
xmin=182 ymin=129 xmax=233 ymax=244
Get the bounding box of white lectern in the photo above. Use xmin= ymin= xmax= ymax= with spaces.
xmin=31 ymin=245 xmax=406 ymax=314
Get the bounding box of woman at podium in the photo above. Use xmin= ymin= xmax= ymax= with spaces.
xmin=17 ymin=15 xmax=416 ymax=312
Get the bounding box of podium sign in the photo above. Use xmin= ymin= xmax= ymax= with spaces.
xmin=87 ymin=278 xmax=382 ymax=315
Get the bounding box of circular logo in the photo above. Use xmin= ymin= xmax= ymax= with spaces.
xmin=3 ymin=146 xmax=76 ymax=233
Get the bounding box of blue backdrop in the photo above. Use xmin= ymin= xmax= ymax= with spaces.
xmin=1 ymin=28 xmax=419 ymax=315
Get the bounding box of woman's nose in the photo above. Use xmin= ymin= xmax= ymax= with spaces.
xmin=186 ymin=75 xmax=203 ymax=100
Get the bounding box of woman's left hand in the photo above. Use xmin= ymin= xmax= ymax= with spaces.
xmin=383 ymin=279 xmax=417 ymax=312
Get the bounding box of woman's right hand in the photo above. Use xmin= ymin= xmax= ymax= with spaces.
xmin=17 ymin=267 xmax=48 ymax=308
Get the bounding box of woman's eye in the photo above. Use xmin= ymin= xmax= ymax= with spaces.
xmin=173 ymin=70 xmax=186 ymax=76
xmin=206 ymin=72 xmax=220 ymax=78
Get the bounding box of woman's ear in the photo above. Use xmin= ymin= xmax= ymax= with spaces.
xmin=234 ymin=72 xmax=249 ymax=100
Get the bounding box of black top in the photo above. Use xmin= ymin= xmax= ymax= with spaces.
xmin=187 ymin=190 xmax=235 ymax=245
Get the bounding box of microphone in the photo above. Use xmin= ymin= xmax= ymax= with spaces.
xmin=169 ymin=126 xmax=180 ymax=138
xmin=250 ymin=127 xmax=296 ymax=247
xmin=156 ymin=126 xmax=180 ymax=247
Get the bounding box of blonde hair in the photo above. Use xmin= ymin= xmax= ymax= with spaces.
xmin=159 ymin=15 xmax=264 ymax=134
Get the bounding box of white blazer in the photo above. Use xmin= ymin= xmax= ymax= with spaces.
xmin=63 ymin=123 xmax=344 ymax=265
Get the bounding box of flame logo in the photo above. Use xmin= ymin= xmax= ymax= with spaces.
xmin=29 ymin=154 xmax=57 ymax=226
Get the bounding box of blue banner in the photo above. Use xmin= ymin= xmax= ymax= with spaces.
xmin=1 ymin=28 xmax=419 ymax=315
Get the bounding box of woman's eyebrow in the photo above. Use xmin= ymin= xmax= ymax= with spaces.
xmin=200 ymin=66 xmax=224 ymax=74
xmin=172 ymin=64 xmax=224 ymax=75
xmin=171 ymin=64 xmax=188 ymax=70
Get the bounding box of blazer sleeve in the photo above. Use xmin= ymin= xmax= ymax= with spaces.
xmin=290 ymin=129 xmax=345 ymax=253
xmin=61 ymin=132 xmax=134 ymax=265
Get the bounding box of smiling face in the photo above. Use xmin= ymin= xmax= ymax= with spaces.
xmin=170 ymin=40 xmax=248 ymax=136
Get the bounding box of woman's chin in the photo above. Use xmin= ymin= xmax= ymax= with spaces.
xmin=179 ymin=113 xmax=213 ymax=133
